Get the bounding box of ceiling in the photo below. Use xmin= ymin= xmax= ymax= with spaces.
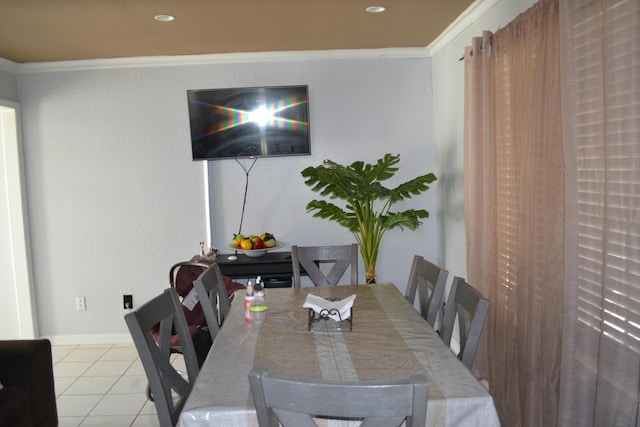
xmin=0 ymin=0 xmax=475 ymax=64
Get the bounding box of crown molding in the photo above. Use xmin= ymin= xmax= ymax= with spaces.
xmin=15 ymin=47 xmax=430 ymax=74
xmin=426 ymin=0 xmax=500 ymax=56
xmin=0 ymin=57 xmax=19 ymax=73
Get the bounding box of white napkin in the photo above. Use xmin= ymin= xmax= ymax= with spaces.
xmin=303 ymin=294 xmax=356 ymax=322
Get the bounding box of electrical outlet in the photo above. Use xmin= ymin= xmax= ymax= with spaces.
xmin=123 ymin=295 xmax=133 ymax=310
xmin=76 ymin=296 xmax=86 ymax=311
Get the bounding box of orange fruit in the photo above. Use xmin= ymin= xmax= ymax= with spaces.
xmin=232 ymin=233 xmax=245 ymax=248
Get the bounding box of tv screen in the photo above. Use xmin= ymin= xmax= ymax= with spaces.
xmin=187 ymin=85 xmax=311 ymax=161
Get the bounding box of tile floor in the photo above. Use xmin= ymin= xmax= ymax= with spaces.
xmin=53 ymin=344 xmax=183 ymax=427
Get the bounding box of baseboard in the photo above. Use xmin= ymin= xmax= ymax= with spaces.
xmin=42 ymin=334 xmax=133 ymax=346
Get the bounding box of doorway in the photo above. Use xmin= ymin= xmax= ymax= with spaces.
xmin=0 ymin=100 xmax=37 ymax=339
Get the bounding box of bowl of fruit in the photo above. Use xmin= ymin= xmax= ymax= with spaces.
xmin=226 ymin=232 xmax=284 ymax=257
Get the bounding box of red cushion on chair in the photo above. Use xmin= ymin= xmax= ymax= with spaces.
xmin=174 ymin=265 xmax=208 ymax=297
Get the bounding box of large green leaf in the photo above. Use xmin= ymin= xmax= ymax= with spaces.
xmin=388 ymin=173 xmax=437 ymax=203
xmin=302 ymin=153 xmax=437 ymax=279
xmin=305 ymin=200 xmax=358 ymax=231
xmin=379 ymin=209 xmax=430 ymax=231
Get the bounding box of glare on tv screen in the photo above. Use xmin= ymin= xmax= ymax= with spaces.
xmin=188 ymin=85 xmax=310 ymax=160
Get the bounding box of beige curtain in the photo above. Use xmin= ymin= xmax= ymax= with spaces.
xmin=463 ymin=30 xmax=495 ymax=382
xmin=464 ymin=1 xmax=564 ymax=425
xmin=558 ymin=0 xmax=640 ymax=425
xmin=464 ymin=0 xmax=640 ymax=425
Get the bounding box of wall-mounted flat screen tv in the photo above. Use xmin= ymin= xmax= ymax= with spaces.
xmin=187 ymin=85 xmax=310 ymax=160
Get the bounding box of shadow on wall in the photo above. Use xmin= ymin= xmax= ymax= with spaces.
xmin=436 ymin=138 xmax=465 ymax=265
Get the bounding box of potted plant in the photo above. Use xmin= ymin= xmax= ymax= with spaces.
xmin=301 ymin=153 xmax=437 ymax=284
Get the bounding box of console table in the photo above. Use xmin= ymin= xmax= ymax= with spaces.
xmin=215 ymin=251 xmax=298 ymax=286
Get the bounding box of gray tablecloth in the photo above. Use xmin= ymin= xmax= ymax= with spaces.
xmin=179 ymin=284 xmax=500 ymax=427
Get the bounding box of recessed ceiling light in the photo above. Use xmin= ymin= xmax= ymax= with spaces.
xmin=154 ymin=14 xmax=175 ymax=22
xmin=366 ymin=6 xmax=387 ymax=13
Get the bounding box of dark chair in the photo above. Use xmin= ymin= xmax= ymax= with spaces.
xmin=405 ymin=255 xmax=449 ymax=329
xmin=291 ymin=244 xmax=358 ymax=287
xmin=0 ymin=339 xmax=58 ymax=427
xmin=439 ymin=276 xmax=490 ymax=370
xmin=248 ymin=367 xmax=428 ymax=427
xmin=125 ymin=288 xmax=200 ymax=427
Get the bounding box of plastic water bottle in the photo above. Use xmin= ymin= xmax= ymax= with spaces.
xmin=249 ymin=293 xmax=267 ymax=324
xmin=254 ymin=276 xmax=265 ymax=301
xmin=244 ymin=282 xmax=255 ymax=321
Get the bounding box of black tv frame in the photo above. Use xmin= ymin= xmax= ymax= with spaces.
xmin=187 ymin=85 xmax=311 ymax=161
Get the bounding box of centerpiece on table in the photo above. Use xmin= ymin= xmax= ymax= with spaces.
xmin=301 ymin=153 xmax=437 ymax=284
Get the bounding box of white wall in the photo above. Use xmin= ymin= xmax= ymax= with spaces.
xmin=16 ymin=53 xmax=437 ymax=343
xmin=0 ymin=60 xmax=17 ymax=101
xmin=431 ymin=0 xmax=537 ymax=281
xmin=206 ymin=58 xmax=437 ymax=285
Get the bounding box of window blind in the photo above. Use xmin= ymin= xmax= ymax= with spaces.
xmin=572 ymin=0 xmax=640 ymax=355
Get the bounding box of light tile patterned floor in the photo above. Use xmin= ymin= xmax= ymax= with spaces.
xmin=53 ymin=344 xmax=185 ymax=427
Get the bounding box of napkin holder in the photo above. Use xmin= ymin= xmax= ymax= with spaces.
xmin=307 ymin=298 xmax=353 ymax=332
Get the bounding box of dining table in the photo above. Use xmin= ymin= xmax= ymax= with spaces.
xmin=178 ymin=283 xmax=500 ymax=427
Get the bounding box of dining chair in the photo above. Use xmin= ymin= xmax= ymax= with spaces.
xmin=405 ymin=255 xmax=449 ymax=329
xmin=141 ymin=263 xmax=222 ymax=402
xmin=291 ymin=244 xmax=358 ymax=287
xmin=248 ymin=367 xmax=428 ymax=427
xmin=167 ymin=261 xmax=218 ymax=367
xmin=125 ymin=287 xmax=200 ymax=427
xmin=439 ymin=276 xmax=491 ymax=370
xmin=192 ymin=262 xmax=230 ymax=328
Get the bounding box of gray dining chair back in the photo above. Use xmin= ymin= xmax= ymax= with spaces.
xmin=405 ymin=255 xmax=449 ymax=329
xmin=291 ymin=244 xmax=358 ymax=287
xmin=193 ymin=262 xmax=230 ymax=328
xmin=248 ymin=367 xmax=428 ymax=427
xmin=439 ymin=276 xmax=491 ymax=370
xmin=124 ymin=288 xmax=199 ymax=427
